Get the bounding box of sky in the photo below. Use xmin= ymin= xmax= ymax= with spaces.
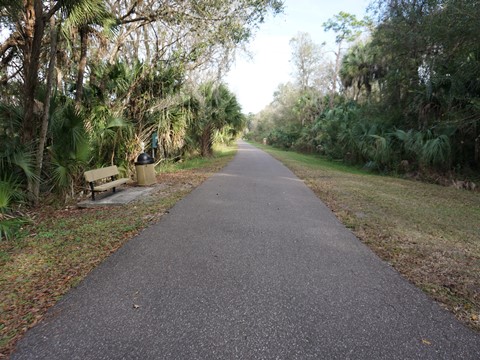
xmin=225 ymin=0 xmax=371 ymax=114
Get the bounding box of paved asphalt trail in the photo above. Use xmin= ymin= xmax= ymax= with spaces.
xmin=13 ymin=141 xmax=480 ymax=359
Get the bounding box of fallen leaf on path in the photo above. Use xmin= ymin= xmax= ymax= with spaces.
xmin=421 ymin=339 xmax=432 ymax=345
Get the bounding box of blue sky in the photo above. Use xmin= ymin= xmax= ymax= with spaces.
xmin=226 ymin=0 xmax=370 ymax=114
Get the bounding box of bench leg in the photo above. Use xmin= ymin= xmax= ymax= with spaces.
xmin=89 ymin=182 xmax=95 ymax=201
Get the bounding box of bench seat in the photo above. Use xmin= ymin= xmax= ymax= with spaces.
xmin=93 ymin=178 xmax=129 ymax=192
xmin=84 ymin=165 xmax=129 ymax=200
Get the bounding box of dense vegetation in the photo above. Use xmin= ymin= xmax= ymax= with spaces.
xmin=249 ymin=0 xmax=480 ymax=186
xmin=0 ymin=0 xmax=283 ymax=239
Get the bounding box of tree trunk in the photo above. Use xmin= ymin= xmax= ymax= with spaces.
xmin=75 ymin=26 xmax=88 ymax=105
xmin=22 ymin=0 xmax=45 ymax=144
xmin=329 ymin=41 xmax=342 ymax=110
xmin=22 ymin=0 xmax=46 ymax=201
xmin=143 ymin=27 xmax=151 ymax=63
xmin=33 ymin=14 xmax=58 ymax=204
xmin=474 ymin=120 xmax=479 ymax=168
xmin=200 ymin=125 xmax=213 ymax=157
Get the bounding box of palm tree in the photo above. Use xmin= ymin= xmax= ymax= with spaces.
xmin=60 ymin=0 xmax=114 ymax=105
xmin=190 ymin=82 xmax=245 ymax=157
xmin=48 ymin=100 xmax=91 ymax=200
xmin=340 ymin=43 xmax=384 ymax=101
xmin=0 ymin=0 xmax=112 ymax=203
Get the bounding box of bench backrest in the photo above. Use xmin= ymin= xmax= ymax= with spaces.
xmin=84 ymin=165 xmax=119 ymax=182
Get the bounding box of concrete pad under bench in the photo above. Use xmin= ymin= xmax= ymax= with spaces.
xmin=77 ymin=186 xmax=155 ymax=208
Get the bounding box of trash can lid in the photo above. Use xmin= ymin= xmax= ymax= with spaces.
xmin=135 ymin=152 xmax=154 ymax=165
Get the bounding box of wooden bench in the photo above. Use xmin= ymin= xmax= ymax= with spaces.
xmin=84 ymin=165 xmax=129 ymax=201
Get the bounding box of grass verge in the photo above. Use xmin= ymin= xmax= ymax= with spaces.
xmin=0 ymin=145 xmax=236 ymax=358
xmin=254 ymin=142 xmax=480 ymax=332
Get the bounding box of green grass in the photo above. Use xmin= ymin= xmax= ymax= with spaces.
xmin=159 ymin=145 xmax=237 ymax=172
xmin=253 ymin=143 xmax=371 ymax=175
xmin=253 ymin=141 xmax=480 ymax=332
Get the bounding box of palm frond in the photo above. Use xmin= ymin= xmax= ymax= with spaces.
xmin=422 ymin=135 xmax=451 ymax=166
xmin=62 ymin=0 xmax=112 ymax=28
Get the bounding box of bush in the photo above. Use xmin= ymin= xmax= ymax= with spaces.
xmin=267 ymin=126 xmax=301 ymax=149
xmin=0 ymin=177 xmax=27 ymax=241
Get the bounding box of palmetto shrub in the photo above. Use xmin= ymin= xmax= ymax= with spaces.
xmin=0 ymin=177 xmax=27 ymax=241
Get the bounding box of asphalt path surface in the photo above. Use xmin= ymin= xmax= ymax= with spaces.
xmin=13 ymin=141 xmax=480 ymax=359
